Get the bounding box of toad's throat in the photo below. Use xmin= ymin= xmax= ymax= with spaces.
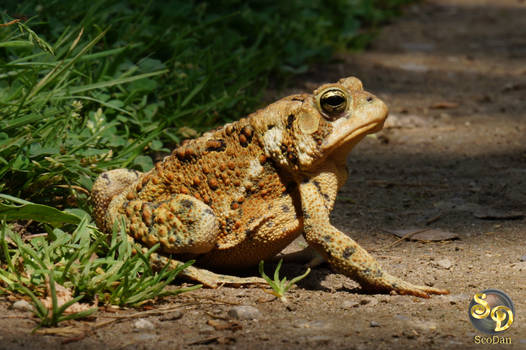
xmin=322 ymin=119 xmax=385 ymax=153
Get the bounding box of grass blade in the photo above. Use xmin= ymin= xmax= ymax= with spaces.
xmin=0 ymin=40 xmax=33 ymax=48
xmin=27 ymin=27 xmax=109 ymax=100
xmin=16 ymin=283 xmax=48 ymax=320
xmin=66 ymin=69 xmax=168 ymax=95
xmin=273 ymin=259 xmax=282 ymax=282
xmin=0 ymin=195 xmax=81 ymax=226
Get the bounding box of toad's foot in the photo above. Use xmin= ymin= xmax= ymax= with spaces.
xmin=149 ymin=251 xmax=266 ymax=288
xmin=358 ymin=272 xmax=449 ymax=298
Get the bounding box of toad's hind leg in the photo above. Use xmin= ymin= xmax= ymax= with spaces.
xmin=119 ymin=194 xmax=265 ymax=287
xmin=119 ymin=194 xmax=219 ymax=255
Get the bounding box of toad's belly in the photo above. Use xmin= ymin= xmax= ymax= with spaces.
xmin=197 ymin=220 xmax=303 ymax=270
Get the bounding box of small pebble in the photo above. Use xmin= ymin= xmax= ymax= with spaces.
xmin=12 ymin=300 xmax=33 ymax=312
xmin=520 ymin=255 xmax=526 ymax=262
xmin=134 ymin=318 xmax=155 ymax=330
xmin=227 ymin=305 xmax=261 ymax=320
xmin=434 ymin=258 xmax=452 ymax=270
xmin=370 ymin=321 xmax=380 ymax=327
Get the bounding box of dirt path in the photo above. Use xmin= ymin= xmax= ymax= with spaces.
xmin=1 ymin=1 xmax=525 ymax=349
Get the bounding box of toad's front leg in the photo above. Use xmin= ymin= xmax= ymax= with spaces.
xmin=298 ymin=178 xmax=449 ymax=298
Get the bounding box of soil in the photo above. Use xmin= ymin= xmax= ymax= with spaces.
xmin=1 ymin=0 xmax=525 ymax=349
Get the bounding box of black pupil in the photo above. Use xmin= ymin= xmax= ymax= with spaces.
xmin=323 ymin=95 xmax=345 ymax=107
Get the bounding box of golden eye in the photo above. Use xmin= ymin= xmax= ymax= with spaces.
xmin=318 ymin=88 xmax=348 ymax=119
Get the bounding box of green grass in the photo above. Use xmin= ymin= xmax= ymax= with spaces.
xmin=0 ymin=196 xmax=199 ymax=327
xmin=0 ymin=0 xmax=414 ymax=326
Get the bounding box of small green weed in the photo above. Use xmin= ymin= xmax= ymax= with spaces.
xmin=259 ymin=259 xmax=310 ymax=303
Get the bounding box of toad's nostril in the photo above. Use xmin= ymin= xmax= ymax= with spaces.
xmin=366 ymin=96 xmax=374 ymax=102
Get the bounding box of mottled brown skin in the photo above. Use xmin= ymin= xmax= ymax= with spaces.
xmin=92 ymin=77 xmax=449 ymax=297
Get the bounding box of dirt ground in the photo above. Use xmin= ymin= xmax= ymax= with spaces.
xmin=1 ymin=0 xmax=525 ymax=349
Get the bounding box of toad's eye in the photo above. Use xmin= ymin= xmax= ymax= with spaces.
xmin=319 ymin=89 xmax=348 ymax=119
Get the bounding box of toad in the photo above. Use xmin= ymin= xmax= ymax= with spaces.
xmin=92 ymin=77 xmax=449 ymax=298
